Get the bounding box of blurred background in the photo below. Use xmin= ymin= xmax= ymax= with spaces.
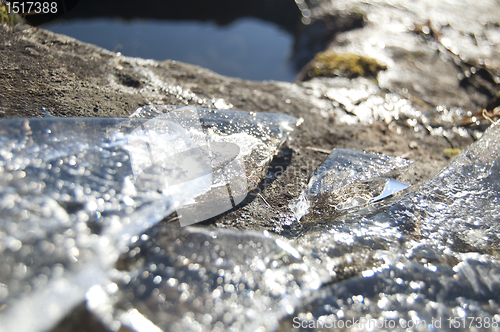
xmin=37 ymin=0 xmax=304 ymax=81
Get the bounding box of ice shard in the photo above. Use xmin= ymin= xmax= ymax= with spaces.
xmin=131 ymin=105 xmax=301 ymax=226
xmin=289 ymin=148 xmax=412 ymax=221
xmin=87 ymin=225 xmax=329 ymax=332
xmin=284 ymin=123 xmax=500 ymax=329
xmin=0 ymin=107 xmax=300 ymax=332
xmin=355 ymin=119 xmax=500 ymax=255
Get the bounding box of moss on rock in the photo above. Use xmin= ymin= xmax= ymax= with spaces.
xmin=0 ymin=3 xmax=23 ymax=26
xmin=310 ymin=50 xmax=387 ymax=79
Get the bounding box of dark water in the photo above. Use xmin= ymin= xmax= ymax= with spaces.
xmin=43 ymin=18 xmax=297 ymax=82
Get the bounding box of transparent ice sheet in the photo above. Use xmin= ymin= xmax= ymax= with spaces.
xmin=289 ymin=148 xmax=413 ymax=221
xmin=99 ymin=123 xmax=500 ymax=332
xmin=0 ymin=117 xmax=208 ymax=332
xmin=131 ymin=105 xmax=301 ymax=226
xmin=3 ymin=109 xmax=500 ymax=332
xmin=0 ymin=107 xmax=300 ymax=332
xmin=89 ymin=225 xmax=328 ymax=332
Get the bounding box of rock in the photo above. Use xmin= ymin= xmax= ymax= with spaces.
xmin=0 ymin=23 xmax=470 ymax=234
xmin=297 ymin=0 xmax=500 ymax=112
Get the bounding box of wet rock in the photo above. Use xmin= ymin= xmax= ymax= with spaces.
xmin=0 ymin=22 xmax=470 ymax=235
xmin=297 ymin=0 xmax=500 ymax=112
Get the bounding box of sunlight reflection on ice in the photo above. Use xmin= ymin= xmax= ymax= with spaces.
xmin=0 ymin=107 xmax=300 ymax=332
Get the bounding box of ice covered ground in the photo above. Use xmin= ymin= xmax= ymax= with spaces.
xmin=0 ymin=107 xmax=301 ymax=331
xmin=1 ymin=106 xmax=500 ymax=331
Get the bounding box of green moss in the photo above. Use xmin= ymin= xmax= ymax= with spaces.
xmin=0 ymin=3 xmax=24 ymax=26
xmin=443 ymin=148 xmax=461 ymax=155
xmin=310 ymin=50 xmax=387 ymax=79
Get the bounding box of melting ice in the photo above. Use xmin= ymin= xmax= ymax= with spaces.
xmin=2 ymin=106 xmax=500 ymax=332
xmin=0 ymin=107 xmax=300 ymax=332
xmin=89 ymin=225 xmax=329 ymax=332
xmin=287 ymin=122 xmax=500 ymax=331
xmin=131 ymin=105 xmax=301 ymax=226
xmin=289 ymin=148 xmax=412 ymax=221
xmin=86 ymin=122 xmax=500 ymax=332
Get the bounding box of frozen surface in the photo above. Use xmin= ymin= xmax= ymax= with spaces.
xmin=0 ymin=117 xmax=194 ymax=332
xmin=289 ymin=255 xmax=500 ymax=331
xmin=0 ymin=107 xmax=300 ymax=332
xmin=90 ymin=225 xmax=329 ymax=332
xmin=289 ymin=149 xmax=412 ymax=221
xmin=287 ymin=122 xmax=500 ymax=331
xmin=93 ymin=122 xmax=500 ymax=331
xmin=2 ymin=107 xmax=500 ymax=332
xmin=131 ymin=105 xmax=301 ymax=225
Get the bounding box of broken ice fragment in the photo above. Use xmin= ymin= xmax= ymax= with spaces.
xmin=291 ymin=254 xmax=500 ymax=332
xmin=0 ymin=117 xmax=209 ymax=332
xmin=23 ymin=113 xmax=499 ymax=332
xmin=89 ymin=225 xmax=328 ymax=332
xmin=289 ymin=148 xmax=412 ymax=221
xmin=362 ymin=120 xmax=500 ymax=252
xmin=288 ymin=122 xmax=500 ymax=329
xmin=131 ymin=105 xmax=301 ymax=226
xmin=0 ymin=107 xmax=300 ymax=332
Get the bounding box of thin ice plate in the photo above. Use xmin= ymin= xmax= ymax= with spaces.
xmin=289 ymin=148 xmax=412 ymax=221
xmin=0 ymin=107 xmax=301 ymax=332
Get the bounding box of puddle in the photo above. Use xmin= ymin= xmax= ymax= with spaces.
xmin=43 ymin=18 xmax=297 ymax=82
